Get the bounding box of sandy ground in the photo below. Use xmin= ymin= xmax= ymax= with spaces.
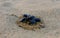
xmin=0 ymin=0 xmax=60 ymax=38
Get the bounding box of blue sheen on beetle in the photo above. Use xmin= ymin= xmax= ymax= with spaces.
xmin=29 ymin=20 xmax=36 ymax=24
xmin=28 ymin=16 xmax=35 ymax=20
xmin=35 ymin=18 xmax=41 ymax=22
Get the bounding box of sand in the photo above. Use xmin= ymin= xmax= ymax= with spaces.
xmin=0 ymin=0 xmax=60 ymax=38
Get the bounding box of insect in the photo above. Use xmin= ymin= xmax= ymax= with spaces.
xmin=11 ymin=14 xmax=45 ymax=30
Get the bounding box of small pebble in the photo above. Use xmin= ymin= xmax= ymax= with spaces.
xmin=40 ymin=24 xmax=45 ymax=28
